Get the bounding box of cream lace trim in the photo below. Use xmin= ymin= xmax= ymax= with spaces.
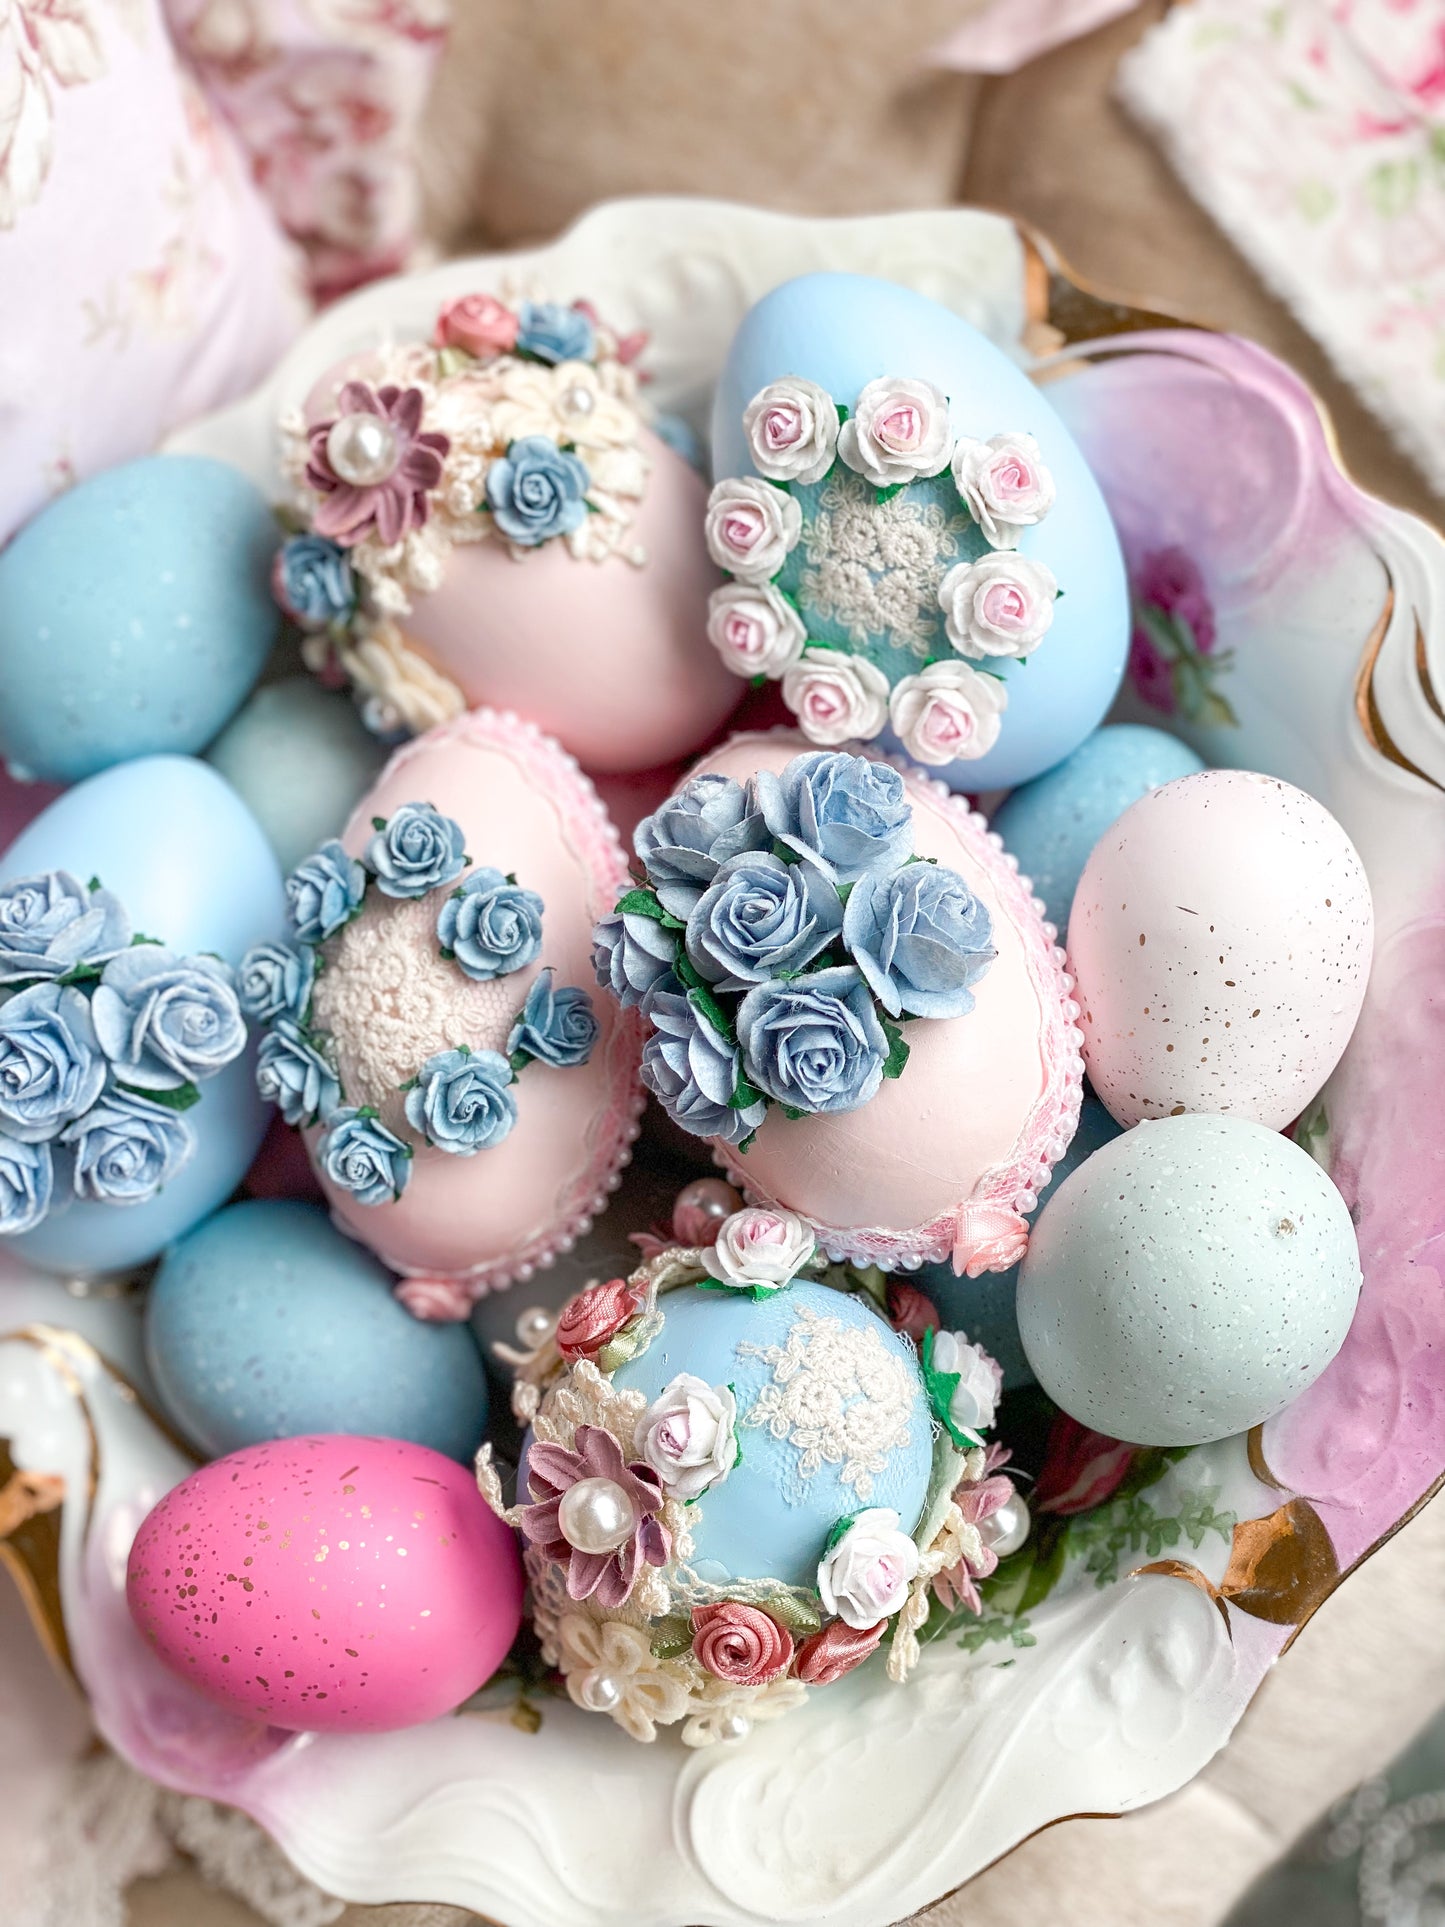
xmin=799 ymin=467 xmax=970 ymax=656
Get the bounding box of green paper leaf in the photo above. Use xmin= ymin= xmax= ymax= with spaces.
xmin=881 ymin=1017 xmax=910 ymax=1081
xmin=398 ymin=1077 xmax=418 ymax=1093
xmin=685 ymin=983 xmax=736 ymax=1049
xmin=116 ymin=1079 xmax=201 ymax=1113
xmin=56 ymin=963 xmax=104 ymax=987
xmin=823 ymin=1512 xmax=858 ymax=1556
xmin=614 ymin=886 xmax=669 ymax=923
xmin=438 ymin=947 xmax=455 ymax=962
xmin=875 ymin=482 xmax=905 ymax=505
xmin=129 ymin=934 xmax=163 ymax=948
xmin=763 ymin=476 xmax=792 ymax=494
xmin=371 ymin=816 xmax=387 ymax=831
xmin=780 ymin=1103 xmax=807 ymax=1122
xmin=508 ymin=1050 xmax=530 ymax=1074
xmin=729 ymin=1073 xmax=763 ymax=1111
xmin=835 ymin=402 xmax=849 ymax=424
xmin=736 ymin=1129 xmax=756 ymax=1153
xmin=87 ymin=875 xmax=103 ymax=893
xmin=750 ymin=674 xmax=767 ymax=690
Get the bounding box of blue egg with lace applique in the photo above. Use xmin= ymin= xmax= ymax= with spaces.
xmin=709 ymin=272 xmax=1129 ymax=791
xmin=609 ymin=1279 xmax=935 ymax=1590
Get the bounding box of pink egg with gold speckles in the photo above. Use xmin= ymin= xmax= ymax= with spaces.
xmin=125 ymin=1434 xmax=523 ymax=1733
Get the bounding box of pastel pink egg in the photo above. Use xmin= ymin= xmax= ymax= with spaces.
xmin=692 ymin=731 xmax=1083 ymax=1275
xmin=125 ymin=1434 xmax=523 ymax=1734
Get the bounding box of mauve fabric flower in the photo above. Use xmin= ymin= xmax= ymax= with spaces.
xmin=842 ymin=863 xmax=995 ymax=1019
xmin=404 ymin=1046 xmax=516 ymax=1154
xmin=633 ymin=773 xmax=769 ymax=919
xmin=516 ymin=300 xmax=596 ymax=365
xmin=521 ymin=1423 xmax=669 ymax=1609
xmin=62 ymin=1090 xmax=193 ymax=1205
xmin=92 ymin=950 xmax=245 ymax=1091
xmin=737 ymin=965 xmax=887 ymax=1116
xmin=320 ymin=1106 xmax=412 ymax=1205
xmin=271 ymin=534 xmax=356 ymax=629
xmin=0 ymin=871 xmax=130 ymax=986
xmin=933 ymin=1466 xmax=1019 ymax=1615
xmin=690 ymin=1602 xmax=793 ymax=1685
xmin=306 ymin=382 xmax=450 ymax=549
xmin=641 ymin=987 xmax=766 ymax=1145
xmin=1033 ymin=1413 xmax=1136 ymax=1516
xmin=556 ymin=1276 xmax=645 ymax=1361
xmin=794 ymin=1617 xmax=885 ymax=1686
xmin=238 ymin=941 xmax=315 ymax=1026
xmin=286 ymin=840 xmax=366 ymax=943
xmin=591 ymin=911 xmax=675 ymax=1010
xmin=255 ymin=1021 xmax=340 ymax=1128
xmin=434 ymin=292 xmax=519 ymax=359
xmin=756 ymin=751 xmax=912 ymax=884
xmin=685 ymin=851 xmax=842 ymax=991
xmin=507 ymin=968 xmax=598 ymax=1069
xmin=0 ymin=1133 xmax=52 ymax=1233
xmin=366 ymin=802 xmax=467 ymax=900
xmin=438 ymin=868 xmax=543 ymax=980
xmin=485 ymin=435 xmax=589 ymax=546
xmin=0 ymin=983 xmax=106 ymax=1142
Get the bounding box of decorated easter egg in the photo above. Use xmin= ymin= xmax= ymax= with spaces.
xmin=707 ymin=273 xmax=1129 ymax=789
xmin=146 ymin=1200 xmax=489 ymax=1460
xmin=990 ymin=725 xmax=1204 ymax=939
xmin=126 ymin=1433 xmax=524 ymax=1732
xmin=245 ymin=709 xmax=644 ymax=1289
xmin=597 ymin=731 xmax=1082 ymax=1275
xmin=1069 ymin=769 xmax=1373 ymax=1130
xmin=0 ymin=458 xmax=278 ymax=784
xmin=273 ymin=290 xmax=739 ymax=773
xmin=1016 ymin=1113 xmax=1362 ymax=1444
xmin=207 ymin=677 xmax=388 ymax=876
xmin=0 ymin=757 xmax=283 ymax=1274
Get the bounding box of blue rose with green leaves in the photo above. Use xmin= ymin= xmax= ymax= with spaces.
xmin=756 ymin=750 xmax=913 ymax=883
xmin=62 ymin=1091 xmax=193 ymax=1205
xmin=633 ymin=772 xmax=769 ymax=919
xmin=641 ymin=986 xmax=764 ymax=1146
xmin=256 ymin=1021 xmax=340 ymax=1127
xmin=404 ymin=1046 xmax=516 ymax=1154
xmin=508 ymin=968 xmax=599 ymax=1068
xmin=286 ymin=840 xmax=366 ymax=943
xmin=92 ymin=950 xmax=245 ymax=1091
xmin=843 ymin=863 xmax=995 ymax=1018
xmin=238 ymin=940 xmax=315 ymax=1026
xmin=0 ymin=870 xmax=131 ymax=986
xmin=365 ymin=802 xmax=468 ymax=900
xmin=737 ymin=964 xmax=887 ymax=1116
xmin=485 ymin=435 xmax=590 ymax=547
xmin=437 ymin=867 xmax=543 ymax=980
xmin=0 ymin=1133 xmax=52 ymax=1233
xmin=685 ymin=851 xmax=843 ymax=991
xmin=321 ymin=1107 xmax=412 ymax=1204
xmin=592 ymin=910 xmax=675 ymax=1009
xmin=516 ymin=300 xmax=596 ymax=365
xmin=0 ymin=982 xmax=106 ymax=1141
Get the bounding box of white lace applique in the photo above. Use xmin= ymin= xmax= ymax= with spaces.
xmin=798 ymin=467 xmax=970 ymax=657
xmin=737 ymin=1301 xmax=917 ymax=1504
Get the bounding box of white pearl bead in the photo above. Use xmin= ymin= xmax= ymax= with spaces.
xmin=564 ymin=384 xmax=595 ymax=415
xmin=557 ymin=1477 xmax=637 ymax=1554
xmin=515 ymin=1305 xmax=555 ymax=1348
xmin=717 ymin=1711 xmax=752 ymax=1743
xmin=326 ymin=412 xmax=400 ymax=487
xmin=978 ymin=1493 xmax=1030 ymax=1561
xmin=578 ymin=1669 xmax=622 ymax=1714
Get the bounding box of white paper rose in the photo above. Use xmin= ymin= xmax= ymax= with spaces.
xmin=634 ymin=1373 xmax=739 ymax=1500
xmin=929 ymin=1329 xmax=1003 ymax=1435
xmin=817 ymin=1508 xmax=921 ymax=1630
xmin=705 ymin=582 xmax=807 ymax=680
xmin=743 ymin=376 xmax=841 ymax=485
xmin=782 ymin=647 xmax=891 ymax=746
xmin=950 ymin=432 xmax=1056 ymax=548
xmin=837 ymin=375 xmax=952 ymax=488
xmin=888 ymin=660 xmax=1008 ymax=766
xmin=705 ymin=476 xmax=803 ymax=581
xmin=938 ymin=552 xmax=1058 ymax=660
xmin=703 ymin=1206 xmax=816 ymax=1291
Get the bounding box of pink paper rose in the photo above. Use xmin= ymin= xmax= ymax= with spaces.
xmin=706 ymin=582 xmax=807 ymax=680
xmin=393 ymin=1275 xmax=477 ymax=1321
xmin=782 ymin=647 xmax=891 ymax=746
xmin=838 ymin=375 xmax=952 ymax=487
xmin=704 ymin=476 xmax=802 ymax=580
xmin=950 ymin=433 xmax=1056 ymax=548
xmin=938 ymin=552 xmax=1058 ymax=660
xmin=743 ymin=376 xmax=841 ymax=485
xmin=690 ymin=1601 xmax=794 ymax=1685
xmin=435 ymin=293 xmax=520 ymax=359
xmin=794 ymin=1615 xmax=886 ymax=1685
xmin=888 ymin=660 xmax=1008 ymax=767
xmin=555 ymin=1276 xmax=644 ymax=1361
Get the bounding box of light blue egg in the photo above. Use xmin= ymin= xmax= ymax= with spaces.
xmin=711 ymin=273 xmax=1128 ymax=790
xmin=611 ymin=1281 xmax=933 ymax=1589
xmin=991 ymin=725 xmax=1205 ymax=939
xmin=0 ymin=457 xmax=278 ymax=784
xmin=146 ymin=1199 xmax=490 ymax=1461
xmin=206 ymin=677 xmax=387 ymax=876
xmin=916 ymin=1094 xmax=1123 ymax=1390
xmin=1 ymin=756 xmax=285 ymax=1274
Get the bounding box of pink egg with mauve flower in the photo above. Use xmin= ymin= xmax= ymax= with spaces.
xmin=125 ymin=1434 xmax=523 ymax=1734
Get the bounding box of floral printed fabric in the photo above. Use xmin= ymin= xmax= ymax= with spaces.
xmin=1121 ymin=0 xmax=1445 ymax=496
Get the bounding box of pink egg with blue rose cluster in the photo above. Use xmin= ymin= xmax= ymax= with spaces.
xmin=125 ymin=1434 xmax=524 ymax=1733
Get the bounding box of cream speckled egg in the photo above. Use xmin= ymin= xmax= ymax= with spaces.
xmin=1069 ymin=769 xmax=1372 ymax=1130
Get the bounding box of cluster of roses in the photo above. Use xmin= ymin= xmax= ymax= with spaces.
xmin=593 ymin=749 xmax=996 ymax=1145
xmin=241 ymin=800 xmax=598 ymax=1206
xmin=705 ymin=372 xmax=1059 ymax=765
xmin=0 ymin=872 xmax=248 ymax=1232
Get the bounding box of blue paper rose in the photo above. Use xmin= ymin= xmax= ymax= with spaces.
xmin=634 ymin=773 xmax=769 ymax=919
xmin=238 ymin=940 xmax=315 ymax=1025
xmin=843 ymin=863 xmax=996 ymax=1019
xmin=757 ymin=751 xmax=913 ymax=883
xmin=516 ymin=300 xmax=596 ymax=365
xmin=737 ymin=965 xmax=887 ymax=1116
xmin=437 ymin=867 xmax=544 ymax=980
xmin=320 ymin=1107 xmax=412 ymax=1204
xmin=685 ymin=851 xmax=843 ymax=990
xmin=404 ymin=1046 xmax=516 ymax=1154
xmin=0 ymin=1134 xmax=53 ymax=1234
xmin=366 ymin=802 xmax=468 ymax=900
xmin=641 ymin=986 xmax=765 ymax=1146
xmin=286 ymin=839 xmax=366 ymax=943
xmin=508 ymin=968 xmax=599 ymax=1069
xmin=591 ymin=910 xmax=675 ymax=1009
xmin=0 ymin=983 xmax=106 ymax=1142
xmin=256 ymin=1020 xmax=340 ymax=1127
xmin=273 ymin=534 xmax=356 ymax=629
xmin=0 ymin=870 xmax=131 ymax=987
xmin=62 ymin=1091 xmax=193 ymax=1205
xmin=92 ymin=950 xmax=245 ymax=1091
xmin=484 ymin=435 xmax=590 ymax=547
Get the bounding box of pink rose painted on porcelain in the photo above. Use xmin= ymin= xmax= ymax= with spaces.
xmin=555 ymin=1277 xmax=645 ymax=1361
xmin=690 ymin=1601 xmax=793 ymax=1685
xmin=435 ymin=293 xmax=519 ymax=359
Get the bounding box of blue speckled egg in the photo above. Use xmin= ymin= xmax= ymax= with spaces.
xmin=0 ymin=457 xmax=278 ymax=783
xmin=206 ymin=677 xmax=387 ymax=875
xmin=146 ymin=1199 xmax=489 ymax=1462
xmin=611 ymin=1280 xmax=933 ymax=1589
xmin=1 ymin=756 xmax=284 ymax=1274
xmin=918 ymin=1093 xmax=1121 ymax=1390
xmin=991 ymin=725 xmax=1205 ymax=939
xmin=711 ymin=273 xmax=1128 ymax=790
